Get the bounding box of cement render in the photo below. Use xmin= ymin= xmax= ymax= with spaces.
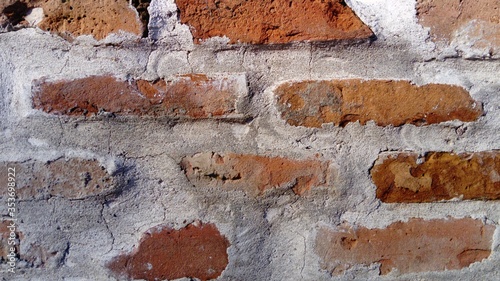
xmin=0 ymin=0 xmax=499 ymax=280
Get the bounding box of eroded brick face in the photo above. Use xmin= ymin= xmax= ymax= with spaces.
xmin=417 ymin=0 xmax=499 ymax=42
xmin=176 ymin=0 xmax=373 ymax=44
xmin=32 ymin=74 xmax=246 ymax=119
xmin=1 ymin=0 xmax=142 ymax=39
xmin=371 ymin=151 xmax=500 ymax=203
xmin=181 ymin=152 xmax=330 ymax=196
xmin=275 ymin=80 xmax=482 ymax=128
xmin=315 ymin=218 xmax=494 ymax=275
xmin=417 ymin=0 xmax=499 ymax=57
xmin=0 ymin=158 xmax=115 ymax=200
xmin=107 ymin=222 xmax=230 ymax=281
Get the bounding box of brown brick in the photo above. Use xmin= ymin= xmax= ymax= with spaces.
xmin=107 ymin=221 xmax=230 ymax=281
xmin=417 ymin=0 xmax=499 ymax=42
xmin=32 ymin=74 xmax=247 ymax=119
xmin=176 ymin=0 xmax=373 ymax=44
xmin=315 ymin=218 xmax=494 ymax=275
xmin=1 ymin=0 xmax=142 ymax=39
xmin=274 ymin=80 xmax=482 ymax=128
xmin=371 ymin=151 xmax=500 ymax=203
xmin=180 ymin=152 xmax=329 ymax=196
xmin=0 ymin=158 xmax=115 ymax=200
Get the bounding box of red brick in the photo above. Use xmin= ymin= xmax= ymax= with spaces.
xmin=1 ymin=0 xmax=142 ymax=39
xmin=315 ymin=218 xmax=494 ymax=275
xmin=0 ymin=158 xmax=115 ymax=200
xmin=180 ymin=152 xmax=330 ymax=196
xmin=275 ymin=80 xmax=482 ymax=128
xmin=417 ymin=0 xmax=499 ymax=58
xmin=32 ymin=74 xmax=246 ymax=119
xmin=107 ymin=221 xmax=230 ymax=281
xmin=176 ymin=0 xmax=373 ymax=44
xmin=371 ymin=151 xmax=500 ymax=203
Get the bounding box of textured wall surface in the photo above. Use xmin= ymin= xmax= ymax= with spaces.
xmin=0 ymin=0 xmax=499 ymax=280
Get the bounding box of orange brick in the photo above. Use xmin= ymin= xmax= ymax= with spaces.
xmin=275 ymin=80 xmax=482 ymax=127
xmin=181 ymin=152 xmax=330 ymax=196
xmin=1 ymin=0 xmax=142 ymax=39
xmin=315 ymin=218 xmax=494 ymax=275
xmin=32 ymin=74 xmax=247 ymax=119
xmin=371 ymin=151 xmax=500 ymax=203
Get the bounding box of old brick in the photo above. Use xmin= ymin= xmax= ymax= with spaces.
xmin=0 ymin=158 xmax=115 ymax=200
xmin=1 ymin=0 xmax=142 ymax=39
xmin=371 ymin=151 xmax=500 ymax=203
xmin=417 ymin=0 xmax=499 ymax=57
xmin=315 ymin=218 xmax=494 ymax=275
xmin=176 ymin=0 xmax=373 ymax=44
xmin=274 ymin=80 xmax=482 ymax=128
xmin=107 ymin=221 xmax=230 ymax=281
xmin=32 ymin=74 xmax=247 ymax=119
xmin=181 ymin=152 xmax=329 ymax=196
xmin=417 ymin=0 xmax=499 ymax=42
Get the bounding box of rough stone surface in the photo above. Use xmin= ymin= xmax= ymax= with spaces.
xmin=32 ymin=74 xmax=247 ymax=119
xmin=0 ymin=158 xmax=115 ymax=200
xmin=274 ymin=80 xmax=483 ymax=128
xmin=417 ymin=0 xmax=500 ymax=58
xmin=1 ymin=0 xmax=142 ymax=40
xmin=371 ymin=151 xmax=500 ymax=203
xmin=176 ymin=0 xmax=373 ymax=44
xmin=315 ymin=218 xmax=495 ymax=275
xmin=107 ymin=221 xmax=230 ymax=281
xmin=181 ymin=152 xmax=330 ymax=196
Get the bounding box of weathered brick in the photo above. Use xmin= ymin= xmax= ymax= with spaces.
xmin=417 ymin=0 xmax=498 ymax=41
xmin=371 ymin=151 xmax=500 ymax=203
xmin=274 ymin=80 xmax=482 ymax=128
xmin=181 ymin=152 xmax=329 ymax=196
xmin=107 ymin=221 xmax=230 ymax=281
xmin=315 ymin=218 xmax=494 ymax=275
xmin=32 ymin=74 xmax=247 ymax=119
xmin=0 ymin=158 xmax=115 ymax=200
xmin=1 ymin=0 xmax=142 ymax=39
xmin=417 ymin=0 xmax=499 ymax=57
xmin=176 ymin=0 xmax=373 ymax=44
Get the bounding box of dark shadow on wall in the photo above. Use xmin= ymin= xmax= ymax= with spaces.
xmin=130 ymin=0 xmax=151 ymax=38
xmin=1 ymin=1 xmax=30 ymax=28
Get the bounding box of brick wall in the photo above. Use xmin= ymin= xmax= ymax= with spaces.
xmin=1 ymin=0 xmax=499 ymax=280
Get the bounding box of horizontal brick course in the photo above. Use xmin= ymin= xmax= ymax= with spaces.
xmin=181 ymin=152 xmax=330 ymax=196
xmin=371 ymin=151 xmax=500 ymax=203
xmin=315 ymin=218 xmax=494 ymax=275
xmin=32 ymin=74 xmax=247 ymax=119
xmin=176 ymin=0 xmax=373 ymax=44
xmin=1 ymin=0 xmax=142 ymax=39
xmin=274 ymin=80 xmax=482 ymax=128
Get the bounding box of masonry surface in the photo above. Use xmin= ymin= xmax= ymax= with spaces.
xmin=0 ymin=0 xmax=499 ymax=280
